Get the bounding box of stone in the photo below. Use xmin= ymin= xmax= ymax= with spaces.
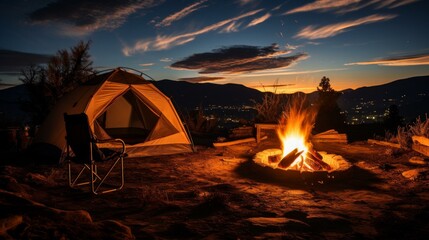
xmin=0 ymin=215 xmax=23 ymax=234
xmin=402 ymin=168 xmax=428 ymax=180
xmin=409 ymin=156 xmax=427 ymax=165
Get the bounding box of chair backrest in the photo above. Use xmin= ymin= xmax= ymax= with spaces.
xmin=64 ymin=113 xmax=104 ymax=163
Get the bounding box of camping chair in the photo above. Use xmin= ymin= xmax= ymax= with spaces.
xmin=64 ymin=113 xmax=126 ymax=194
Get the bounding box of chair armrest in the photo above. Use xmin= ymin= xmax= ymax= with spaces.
xmin=96 ymin=138 xmax=126 ymax=155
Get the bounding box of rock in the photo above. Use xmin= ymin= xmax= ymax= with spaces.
xmin=409 ymin=156 xmax=427 ymax=165
xmin=247 ymin=217 xmax=309 ymax=229
xmin=402 ymin=168 xmax=428 ymax=180
xmin=96 ymin=220 xmax=135 ymax=240
xmin=248 ymin=217 xmax=289 ymax=226
xmin=25 ymin=173 xmax=48 ymax=185
xmin=284 ymin=210 xmax=308 ymax=221
xmin=0 ymin=215 xmax=23 ymax=234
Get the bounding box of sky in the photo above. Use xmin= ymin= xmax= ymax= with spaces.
xmin=1 ymin=0 xmax=428 ymax=93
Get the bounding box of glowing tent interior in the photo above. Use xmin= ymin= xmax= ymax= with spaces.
xmin=34 ymin=67 xmax=193 ymax=161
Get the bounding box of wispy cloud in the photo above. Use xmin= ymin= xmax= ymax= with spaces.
xmin=236 ymin=68 xmax=346 ymax=78
xmin=160 ymin=58 xmax=173 ymax=62
xmin=250 ymin=83 xmax=295 ymax=88
xmin=29 ymin=0 xmax=163 ymax=36
xmin=156 ymin=0 xmax=208 ymax=27
xmin=170 ymin=44 xmax=307 ymax=74
xmin=179 ymin=76 xmax=225 ymax=83
xmin=295 ymin=14 xmax=396 ymax=40
xmin=220 ymin=22 xmax=242 ymax=33
xmin=237 ymin=0 xmax=254 ymax=6
xmin=139 ymin=63 xmax=154 ymax=66
xmin=123 ymin=9 xmax=263 ymax=55
xmin=286 ymin=0 xmax=419 ymax=15
xmin=345 ymin=53 xmax=429 ymax=66
xmin=247 ymin=13 xmax=271 ymax=27
xmin=286 ymin=0 xmax=361 ymax=14
xmin=0 ymin=49 xmax=51 ymax=74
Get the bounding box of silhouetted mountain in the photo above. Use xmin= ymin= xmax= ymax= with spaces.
xmin=152 ymin=80 xmax=263 ymax=109
xmin=337 ymin=75 xmax=429 ymax=121
xmin=0 ymin=84 xmax=30 ymax=125
xmin=2 ymin=75 xmax=429 ymax=126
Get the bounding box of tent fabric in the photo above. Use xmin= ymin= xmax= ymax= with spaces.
xmin=34 ymin=68 xmax=193 ymax=160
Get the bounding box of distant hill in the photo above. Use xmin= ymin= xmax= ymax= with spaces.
xmin=1 ymin=75 xmax=429 ymax=126
xmin=337 ymin=75 xmax=429 ymax=121
xmin=152 ymin=80 xmax=263 ymax=109
xmin=0 ymin=84 xmax=30 ymax=125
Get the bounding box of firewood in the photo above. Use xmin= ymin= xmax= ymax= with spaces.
xmin=367 ymin=139 xmax=400 ymax=149
xmin=308 ymin=148 xmax=323 ymax=161
xmin=306 ymin=152 xmax=331 ymax=170
xmin=303 ymin=157 xmax=323 ymax=171
xmin=412 ymin=135 xmax=429 ymax=147
xmin=278 ymin=148 xmax=303 ymax=169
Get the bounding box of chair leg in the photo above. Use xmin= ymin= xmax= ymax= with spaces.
xmin=69 ymin=162 xmax=102 ymax=188
xmin=92 ymin=156 xmax=125 ymax=195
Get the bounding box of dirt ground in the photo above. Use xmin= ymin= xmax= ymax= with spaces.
xmin=1 ymin=140 xmax=429 ymax=239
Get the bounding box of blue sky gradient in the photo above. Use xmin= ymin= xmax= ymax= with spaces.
xmin=1 ymin=0 xmax=428 ymax=93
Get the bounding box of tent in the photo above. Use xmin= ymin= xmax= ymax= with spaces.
xmin=34 ymin=67 xmax=193 ymax=160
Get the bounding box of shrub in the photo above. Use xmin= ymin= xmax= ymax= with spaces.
xmin=408 ymin=114 xmax=429 ymax=137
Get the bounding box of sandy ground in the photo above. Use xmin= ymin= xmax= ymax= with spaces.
xmin=1 ymin=140 xmax=429 ymax=239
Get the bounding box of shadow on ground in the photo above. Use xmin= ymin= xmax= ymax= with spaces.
xmin=234 ymin=159 xmax=383 ymax=192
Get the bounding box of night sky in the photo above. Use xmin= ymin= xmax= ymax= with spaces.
xmin=1 ymin=0 xmax=428 ymax=93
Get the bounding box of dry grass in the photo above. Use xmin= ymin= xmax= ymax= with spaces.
xmin=408 ymin=114 xmax=429 ymax=137
xmin=252 ymin=81 xmax=287 ymax=123
xmin=396 ymin=126 xmax=412 ymax=149
xmin=383 ymin=115 xmax=429 ymax=149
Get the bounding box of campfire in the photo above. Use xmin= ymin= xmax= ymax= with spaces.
xmin=253 ymin=96 xmax=350 ymax=172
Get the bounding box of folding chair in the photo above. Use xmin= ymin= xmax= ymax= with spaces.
xmin=64 ymin=113 xmax=126 ymax=194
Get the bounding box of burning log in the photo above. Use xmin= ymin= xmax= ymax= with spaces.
xmin=278 ymin=148 xmax=303 ymax=169
xmin=307 ymin=148 xmax=332 ymax=171
xmin=303 ymin=156 xmax=324 ymax=171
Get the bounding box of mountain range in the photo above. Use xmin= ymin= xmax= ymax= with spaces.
xmin=153 ymin=75 xmax=429 ymax=122
xmin=1 ymin=75 xmax=428 ymax=125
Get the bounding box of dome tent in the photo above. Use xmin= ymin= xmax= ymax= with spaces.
xmin=34 ymin=67 xmax=193 ymax=161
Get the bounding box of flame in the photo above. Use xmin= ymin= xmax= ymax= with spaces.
xmin=277 ymin=94 xmax=317 ymax=170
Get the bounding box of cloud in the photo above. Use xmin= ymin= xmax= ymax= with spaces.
xmin=285 ymin=0 xmax=419 ymax=15
xmin=247 ymin=13 xmax=271 ymax=27
xmin=250 ymin=83 xmax=295 ymax=88
xmin=28 ymin=0 xmax=163 ymax=36
xmin=160 ymin=58 xmax=173 ymax=62
xmin=295 ymin=14 xmax=396 ymax=40
xmin=220 ymin=22 xmax=242 ymax=33
xmin=156 ymin=0 xmax=207 ymax=27
xmin=170 ymin=44 xmax=308 ymax=74
xmin=0 ymin=49 xmax=51 ymax=74
xmin=237 ymin=68 xmax=346 ymax=78
xmin=179 ymin=76 xmax=225 ymax=83
xmin=286 ymin=0 xmax=361 ymax=14
xmin=237 ymin=0 xmax=254 ymax=6
xmin=122 ymin=9 xmax=263 ymax=55
xmin=345 ymin=53 xmax=429 ymax=66
xmin=139 ymin=63 xmax=154 ymax=67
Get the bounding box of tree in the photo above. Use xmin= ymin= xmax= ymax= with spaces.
xmin=314 ymin=76 xmax=345 ymax=133
xmin=384 ymin=104 xmax=403 ymax=132
xmin=317 ymin=76 xmax=334 ymax=92
xmin=20 ymin=41 xmax=94 ymax=125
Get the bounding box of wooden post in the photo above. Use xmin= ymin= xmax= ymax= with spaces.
xmin=255 ymin=123 xmax=279 ymax=143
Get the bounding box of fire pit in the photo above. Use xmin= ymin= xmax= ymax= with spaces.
xmin=253 ymin=95 xmax=351 ymax=173
xmin=253 ymin=148 xmax=351 ymax=173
